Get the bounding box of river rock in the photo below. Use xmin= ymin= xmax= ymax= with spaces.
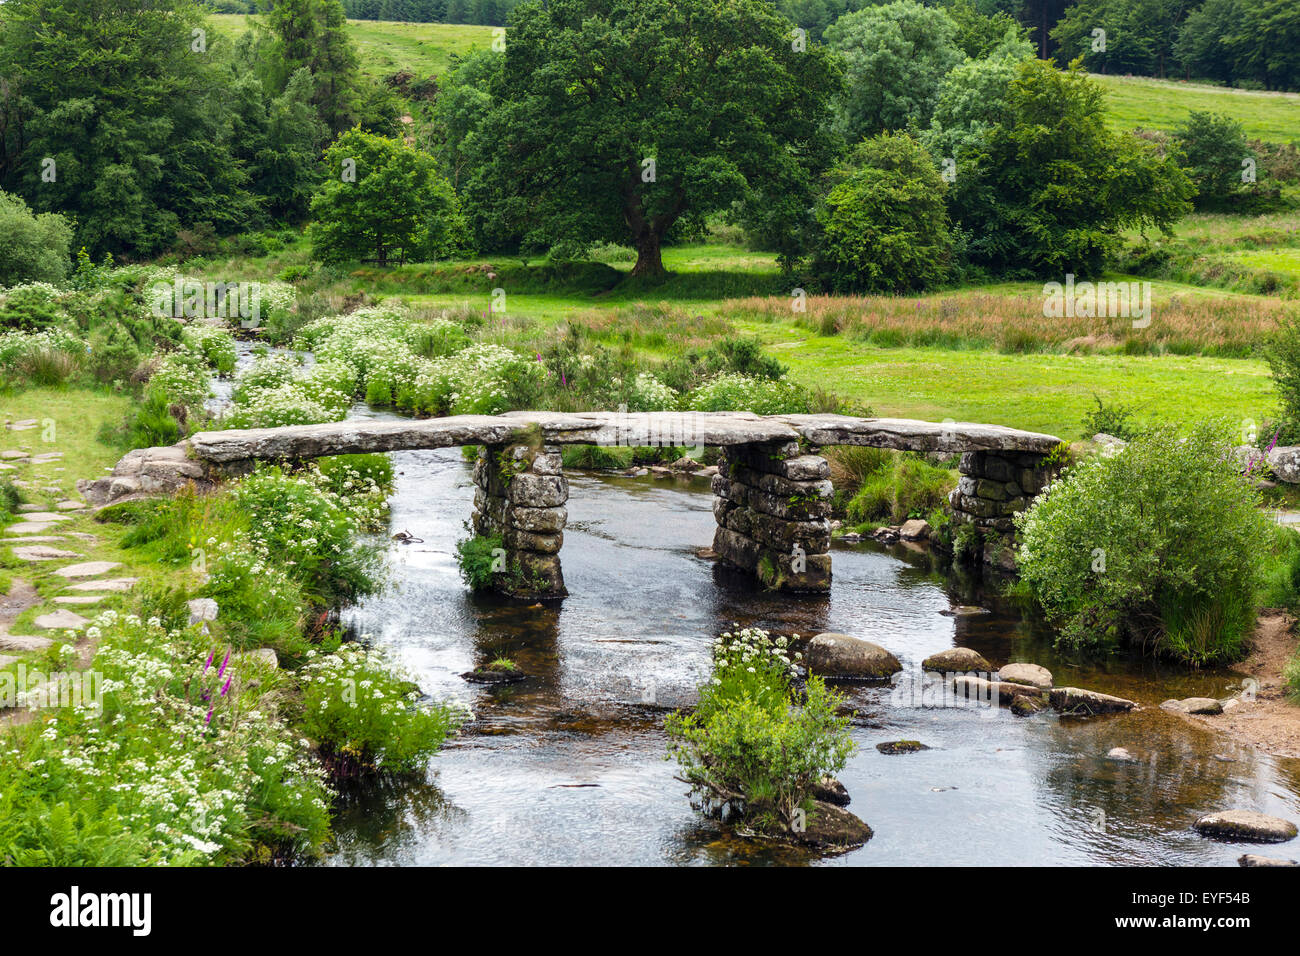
xmin=876 ymin=740 xmax=929 ymax=754
xmin=805 ymin=633 xmax=901 ymax=680
xmin=898 ymin=518 xmax=931 ymax=541
xmin=1107 ymin=747 xmax=1137 ymax=762
xmin=922 ymin=646 xmax=992 ymax=673
xmin=1049 ymin=687 xmax=1137 ymax=716
xmin=952 ymin=675 xmax=1043 ymax=706
xmin=795 ymin=801 xmax=873 ymax=851
xmin=1194 ymin=810 xmax=1298 ymax=843
xmin=998 ymin=662 xmax=1053 ymax=689
xmin=1238 ymin=854 xmax=1298 ymax=867
xmin=1178 ymin=697 xmax=1223 ymax=715
xmin=812 ymin=776 xmax=851 ymax=807
xmin=1010 ymin=695 xmax=1046 ymax=717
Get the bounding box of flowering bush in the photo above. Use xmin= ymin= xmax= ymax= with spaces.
xmin=298 ymin=643 xmax=463 ymax=776
xmin=0 ymin=611 xmax=331 ymax=865
xmin=685 ymin=373 xmax=813 ymax=415
xmin=412 ymin=342 xmax=545 ymax=415
xmin=664 ymin=628 xmax=853 ymax=834
xmin=0 ymin=327 xmax=82 ymax=370
xmin=224 ymin=383 xmax=346 ymax=428
xmin=147 ymin=350 xmax=211 ymax=409
xmin=625 ymin=371 xmax=679 ymax=411
xmin=181 ymin=325 xmax=237 ymax=374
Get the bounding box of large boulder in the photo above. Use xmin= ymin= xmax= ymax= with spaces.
xmin=998 ymin=662 xmax=1053 ymax=689
xmin=952 ymin=675 xmax=1043 ymax=706
xmin=1163 ymin=696 xmax=1223 ymax=715
xmin=1267 ymin=445 xmax=1300 ymax=483
xmin=794 ymin=801 xmax=873 ymax=852
xmin=922 ymin=646 xmax=992 ymax=674
xmin=1194 ymin=811 xmax=1297 ymax=844
xmin=1049 ymin=687 xmax=1137 ymax=716
xmin=898 ymin=519 xmax=931 ymax=541
xmin=805 ymin=633 xmax=902 ymax=680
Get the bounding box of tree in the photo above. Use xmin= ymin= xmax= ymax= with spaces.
xmin=950 ymin=60 xmax=1192 ymax=276
xmin=922 ymin=29 xmax=1032 ymax=165
xmin=0 ymin=0 xmax=258 ymax=258
xmin=308 ymin=128 xmax=464 ymax=265
xmin=458 ymin=0 xmax=842 ymax=277
xmin=1050 ymin=0 xmax=1189 ymax=77
xmin=264 ymin=0 xmax=367 ymax=133
xmin=0 ymin=191 xmax=73 ymax=286
xmin=1172 ymin=111 xmax=1254 ymax=209
xmin=824 ymin=1 xmax=963 ymax=141
xmin=813 ymin=133 xmax=953 ymax=293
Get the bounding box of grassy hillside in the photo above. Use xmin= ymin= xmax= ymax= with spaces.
xmin=207 ymin=15 xmax=495 ymax=80
xmin=1096 ymin=74 xmax=1300 ymax=143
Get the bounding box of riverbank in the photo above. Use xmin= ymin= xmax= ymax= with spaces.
xmin=1180 ymin=611 xmax=1300 ymax=759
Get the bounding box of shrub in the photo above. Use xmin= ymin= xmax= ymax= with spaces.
xmin=665 ymin=627 xmax=854 ymax=834
xmin=181 ymin=326 xmax=238 ymax=374
xmin=814 ymin=132 xmax=953 ymax=293
xmin=846 ymin=454 xmax=955 ymax=525
xmin=455 ymin=533 xmax=503 ymax=591
xmin=0 ymin=285 xmax=66 ymax=331
xmin=297 ymin=643 xmax=462 ymax=777
xmin=1015 ymin=420 xmax=1271 ymax=664
xmin=685 ymin=373 xmax=813 ymax=415
xmin=0 ymin=192 xmax=73 ymax=286
xmin=1172 ymin=111 xmax=1254 ymax=209
xmin=1080 ymin=394 xmax=1142 ymax=440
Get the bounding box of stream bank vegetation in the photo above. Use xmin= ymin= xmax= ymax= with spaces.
xmin=665 ymin=628 xmax=865 ymax=848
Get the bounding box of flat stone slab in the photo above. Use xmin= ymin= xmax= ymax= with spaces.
xmin=53 ymin=595 xmax=105 ymax=605
xmin=176 ymin=412 xmax=1064 ymax=464
xmin=1049 ymin=687 xmax=1138 ymax=716
xmin=55 ymin=501 xmax=85 ymax=511
xmin=0 ymin=654 xmax=19 ymax=668
xmin=0 ymin=632 xmax=53 ymax=651
xmin=15 ymin=512 xmax=71 ymax=523
xmin=6 ymin=522 xmax=58 ymax=534
xmin=51 ymin=561 xmax=121 ymax=579
xmin=1 ymin=536 xmax=65 ymax=544
xmin=65 ymin=577 xmax=136 ymax=592
xmin=774 ymin=414 xmax=1062 ymax=455
xmin=998 ymin=662 xmax=1054 ymax=689
xmin=34 ymin=609 xmax=89 ymax=630
xmin=1163 ymin=696 xmax=1224 ymax=715
xmin=11 ymin=545 xmax=82 ymax=561
xmin=1194 ymin=811 xmax=1297 ymax=843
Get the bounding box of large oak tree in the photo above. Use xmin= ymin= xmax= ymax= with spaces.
xmin=470 ymin=0 xmax=841 ymax=277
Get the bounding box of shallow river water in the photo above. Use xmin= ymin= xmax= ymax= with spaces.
xmin=316 ymin=408 xmax=1300 ymax=866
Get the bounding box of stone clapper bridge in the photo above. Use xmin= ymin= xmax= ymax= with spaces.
xmin=81 ymin=411 xmax=1062 ymax=598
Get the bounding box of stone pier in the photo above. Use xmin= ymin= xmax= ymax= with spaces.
xmin=711 ymin=441 xmax=833 ymax=592
xmin=949 ymin=450 xmax=1052 ymax=569
xmin=471 ymin=442 xmax=569 ymax=598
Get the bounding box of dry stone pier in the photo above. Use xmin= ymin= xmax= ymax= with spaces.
xmin=82 ymin=411 xmax=1062 ymax=598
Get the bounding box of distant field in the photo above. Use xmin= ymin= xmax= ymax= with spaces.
xmin=1095 ymin=74 xmax=1300 ymax=143
xmin=207 ymin=15 xmax=494 ymax=79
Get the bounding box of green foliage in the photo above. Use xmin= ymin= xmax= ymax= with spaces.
xmin=0 ymin=192 xmax=73 ymax=286
xmin=684 ymin=373 xmax=813 ymax=415
xmin=309 ymin=127 xmax=465 ymax=266
xmin=825 ymin=0 xmax=963 ymax=141
xmin=1080 ymin=394 xmax=1142 ymax=440
xmin=814 ymin=132 xmax=954 ymax=293
xmin=665 ymin=627 xmax=854 ymax=833
xmin=455 ymin=532 xmax=503 ymax=591
xmin=1264 ymin=311 xmax=1300 ymax=428
xmin=1172 ymin=0 xmax=1300 ymax=92
xmin=1015 ymin=420 xmax=1271 ymax=664
xmin=1172 ymin=111 xmax=1255 ymax=210
xmin=1050 ymin=0 xmax=1187 ymax=77
xmin=846 ymin=454 xmax=955 ymax=525
xmin=451 ymin=0 xmax=842 ymax=275
xmin=950 ymin=61 xmax=1194 ymax=277
xmin=297 ymin=643 xmax=461 ymax=777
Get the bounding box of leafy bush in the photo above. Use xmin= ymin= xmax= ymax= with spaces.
xmin=814 ymin=132 xmax=954 ymax=293
xmin=685 ymin=373 xmax=813 ymax=415
xmin=297 ymin=643 xmax=461 ymax=777
xmin=1172 ymin=111 xmax=1254 ymax=210
xmin=455 ymin=533 xmax=503 ymax=591
xmin=182 ymin=325 xmax=237 ymax=374
xmin=665 ymin=628 xmax=854 ymax=834
xmin=1015 ymin=420 xmax=1271 ymax=664
xmin=846 ymin=454 xmax=955 ymax=525
xmin=1080 ymin=394 xmax=1142 ymax=440
xmin=0 ymin=192 xmax=73 ymax=286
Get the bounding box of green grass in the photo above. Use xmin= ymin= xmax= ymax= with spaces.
xmin=1096 ymin=74 xmax=1300 ymax=144
xmin=207 ymin=14 xmax=496 ymax=80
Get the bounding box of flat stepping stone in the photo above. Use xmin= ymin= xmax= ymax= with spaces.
xmin=0 ymin=632 xmax=53 ymax=651
xmin=12 ymin=545 xmax=82 ymax=561
xmin=0 ymin=654 xmax=19 ymax=668
xmin=0 ymin=450 xmax=29 ymax=460
xmin=998 ymin=662 xmax=1054 ymax=689
xmin=1162 ymin=697 xmax=1223 ymax=715
xmin=53 ymin=595 xmax=105 ymax=606
xmin=30 ymin=453 xmax=62 ymax=462
xmin=1049 ymin=687 xmax=1138 ymax=716
xmin=1195 ymin=810 xmax=1297 ymax=843
xmin=6 ymin=522 xmax=58 ymax=534
xmin=55 ymin=501 xmax=85 ymax=511
xmin=922 ymin=646 xmax=992 ymax=673
xmin=65 ymin=532 xmax=97 ymax=542
xmin=15 ymin=504 xmax=42 ymax=513
xmin=15 ymin=512 xmax=71 ymax=523
xmin=33 ymin=609 xmax=88 ymax=630
xmin=65 ymin=577 xmax=136 ymax=592
xmin=1 ymin=536 xmax=65 ymax=543
xmin=52 ymin=561 xmax=120 ymax=579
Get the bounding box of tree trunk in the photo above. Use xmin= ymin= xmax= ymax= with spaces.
xmin=630 ymin=232 xmax=666 ymax=278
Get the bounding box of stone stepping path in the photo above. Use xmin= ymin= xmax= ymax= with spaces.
xmin=52 ymin=561 xmax=120 ymax=579
xmin=15 ymin=504 xmax=42 ymax=513
xmin=33 ymin=609 xmax=88 ymax=631
xmin=12 ymin=545 xmax=82 ymax=562
xmin=53 ymin=595 xmax=105 ymax=606
xmin=6 ymin=522 xmax=59 ymax=534
xmin=0 ymin=631 xmax=53 ymax=652
xmin=0 ymin=654 xmax=18 ymax=668
xmin=0 ymin=450 xmax=29 ymax=460
xmin=56 ymin=501 xmax=85 ymax=511
xmin=65 ymin=577 xmax=136 ymax=592
xmin=14 ymin=512 xmax=71 ymax=524
xmin=2 ymin=536 xmax=65 ymax=544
